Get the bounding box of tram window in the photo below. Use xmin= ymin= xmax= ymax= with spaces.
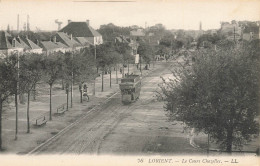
xmin=122 ymin=89 xmax=132 ymax=95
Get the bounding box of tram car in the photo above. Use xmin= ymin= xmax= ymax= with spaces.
xmin=119 ymin=74 xmax=141 ymax=104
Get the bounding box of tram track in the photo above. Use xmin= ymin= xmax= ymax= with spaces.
xmin=28 ymin=62 xmax=173 ymax=154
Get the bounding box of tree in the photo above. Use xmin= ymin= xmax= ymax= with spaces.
xmin=137 ymin=41 xmax=153 ymax=72
xmin=115 ymin=42 xmax=132 ymax=77
xmin=197 ymin=33 xmax=222 ymax=49
xmin=42 ymin=53 xmax=63 ymax=120
xmin=73 ymin=48 xmax=96 ymax=103
xmin=98 ymin=23 xmax=131 ymax=42
xmin=0 ymin=55 xmax=17 ymax=150
xmin=61 ymin=52 xmax=73 ymax=108
xmin=159 ymin=43 xmax=260 ymax=153
xmin=107 ymin=50 xmax=122 ymax=88
xmin=96 ymin=42 xmax=122 ymax=91
xmin=19 ymin=53 xmax=43 ymax=133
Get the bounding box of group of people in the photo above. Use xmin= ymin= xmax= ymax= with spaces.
xmin=79 ymin=83 xmax=89 ymax=101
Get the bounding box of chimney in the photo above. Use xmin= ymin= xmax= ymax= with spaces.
xmin=53 ymin=36 xmax=57 ymax=43
xmin=70 ymin=34 xmax=73 ymax=40
xmin=12 ymin=38 xmax=16 ymax=47
xmin=17 ymin=14 xmax=19 ymax=31
xmin=37 ymin=39 xmax=40 ymax=46
xmin=86 ymin=20 xmax=90 ymax=26
xmin=27 ymin=15 xmax=30 ymax=31
xmin=68 ymin=20 xmax=72 ymax=25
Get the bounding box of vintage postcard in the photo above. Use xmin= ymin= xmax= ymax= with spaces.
xmin=0 ymin=0 xmax=259 ymax=165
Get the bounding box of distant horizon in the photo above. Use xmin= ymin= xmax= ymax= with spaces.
xmin=0 ymin=0 xmax=259 ymax=31
xmin=3 ymin=19 xmax=260 ymax=33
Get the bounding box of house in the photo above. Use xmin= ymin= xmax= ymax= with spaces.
xmin=220 ymin=21 xmax=242 ymax=41
xmin=0 ymin=31 xmax=12 ymax=57
xmin=115 ymin=35 xmax=138 ymax=55
xmin=59 ymin=20 xmax=103 ymax=45
xmin=0 ymin=31 xmax=24 ymax=57
xmin=16 ymin=36 xmax=43 ymax=54
xmin=115 ymin=35 xmax=129 ymax=44
xmin=39 ymin=39 xmax=69 ymax=56
xmin=130 ymin=29 xmax=146 ymax=42
xmin=130 ymin=29 xmax=145 ymax=38
xmin=53 ymin=32 xmax=82 ymax=52
xmin=241 ymin=22 xmax=260 ymax=41
xmin=74 ymin=37 xmax=92 ymax=48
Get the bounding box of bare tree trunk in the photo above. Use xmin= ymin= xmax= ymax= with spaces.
xmin=66 ymin=90 xmax=69 ymax=111
xmin=101 ymin=71 xmax=104 ymax=92
xmin=109 ymin=69 xmax=112 ymax=88
xmin=15 ymin=92 xmax=18 ymax=140
xmin=116 ymin=64 xmax=118 ymax=84
xmin=80 ymin=89 xmax=82 ymax=103
xmin=71 ymin=81 xmax=73 ymax=108
xmin=19 ymin=93 xmax=25 ymax=104
xmin=127 ymin=60 xmax=129 ymax=75
xmin=61 ymin=78 xmax=64 ymax=90
xmin=33 ymin=84 xmax=36 ymax=100
xmin=0 ymin=99 xmax=2 ymax=150
xmin=226 ymin=126 xmax=233 ymax=153
xmin=140 ymin=59 xmax=142 ymax=76
xmin=93 ymin=78 xmax=96 ymax=96
xmin=27 ymin=91 xmax=30 ymax=133
xmin=49 ymin=84 xmax=52 ymax=121
xmin=122 ymin=65 xmax=125 ymax=78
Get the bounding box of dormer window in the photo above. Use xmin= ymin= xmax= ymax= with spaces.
xmin=12 ymin=39 xmax=16 ymax=47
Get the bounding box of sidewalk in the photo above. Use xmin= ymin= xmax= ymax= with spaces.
xmin=1 ymin=63 xmax=157 ymax=154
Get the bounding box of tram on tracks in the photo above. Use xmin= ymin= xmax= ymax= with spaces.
xmin=119 ymin=74 xmax=141 ymax=104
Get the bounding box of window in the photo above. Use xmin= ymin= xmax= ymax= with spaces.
xmin=12 ymin=39 xmax=15 ymax=47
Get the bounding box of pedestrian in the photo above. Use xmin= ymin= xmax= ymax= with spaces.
xmin=83 ymin=84 xmax=89 ymax=101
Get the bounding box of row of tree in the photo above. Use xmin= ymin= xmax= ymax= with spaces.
xmin=0 ymin=41 xmax=137 ymax=150
xmin=158 ymin=40 xmax=260 ymax=153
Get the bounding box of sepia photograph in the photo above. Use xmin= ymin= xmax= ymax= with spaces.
xmin=0 ymin=0 xmax=259 ymax=165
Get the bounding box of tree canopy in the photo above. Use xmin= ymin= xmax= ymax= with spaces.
xmin=159 ymin=42 xmax=260 ymax=152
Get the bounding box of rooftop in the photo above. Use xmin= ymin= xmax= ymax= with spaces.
xmin=59 ymin=21 xmax=102 ymax=37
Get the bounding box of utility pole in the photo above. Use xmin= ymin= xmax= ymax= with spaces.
xmin=93 ymin=45 xmax=96 ymax=96
xmin=101 ymin=71 xmax=104 ymax=92
xmin=207 ymin=134 xmax=210 ymax=156
xmin=233 ymin=26 xmax=236 ymax=42
xmin=71 ymin=52 xmax=74 ymax=108
xmin=66 ymin=83 xmax=69 ymax=111
xmin=116 ymin=64 xmax=118 ymax=84
xmin=140 ymin=55 xmax=142 ymax=76
xmin=15 ymin=51 xmax=19 ymax=140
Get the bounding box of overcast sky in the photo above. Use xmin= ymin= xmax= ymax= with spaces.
xmin=0 ymin=0 xmax=259 ymax=31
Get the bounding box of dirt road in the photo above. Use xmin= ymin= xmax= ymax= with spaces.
xmin=32 ymin=62 xmax=205 ymax=155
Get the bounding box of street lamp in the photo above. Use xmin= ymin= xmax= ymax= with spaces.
xmin=14 ymin=50 xmax=19 ymax=140
xmin=93 ymin=45 xmax=97 ymax=96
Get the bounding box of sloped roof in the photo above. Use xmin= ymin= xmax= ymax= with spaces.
xmin=130 ymin=29 xmax=145 ymax=37
xmin=10 ymin=38 xmax=24 ymax=48
xmin=59 ymin=22 xmax=102 ymax=37
xmin=25 ymin=38 xmax=42 ymax=49
xmin=88 ymin=26 xmax=102 ymax=37
xmin=40 ymin=41 xmax=60 ymax=50
xmin=56 ymin=42 xmax=68 ymax=48
xmin=0 ymin=31 xmax=11 ymax=49
xmin=55 ymin=32 xmax=81 ymax=47
xmin=74 ymin=37 xmax=92 ymax=46
xmin=16 ymin=37 xmax=30 ymax=49
xmin=115 ymin=36 xmax=129 ymax=43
